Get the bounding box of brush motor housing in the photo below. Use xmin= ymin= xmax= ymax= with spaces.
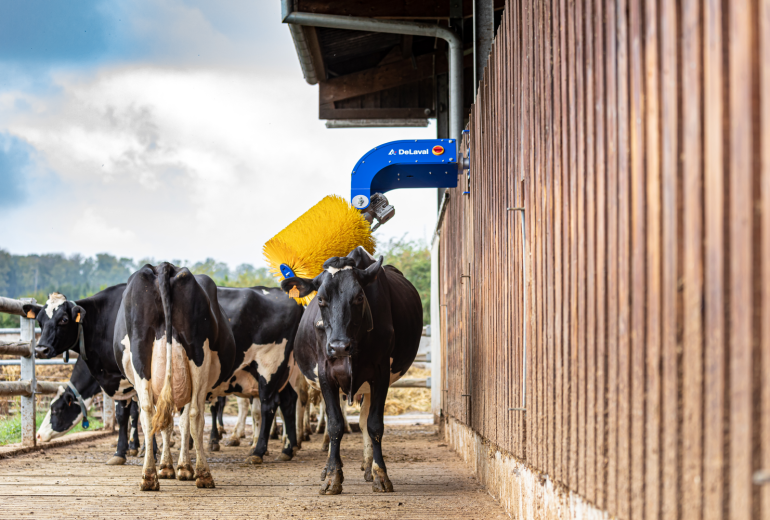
xmin=350 ymin=139 xmax=461 ymax=214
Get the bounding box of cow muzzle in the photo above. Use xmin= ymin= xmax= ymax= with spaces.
xmin=327 ymin=340 xmax=352 ymax=358
xmin=35 ymin=345 xmax=56 ymax=359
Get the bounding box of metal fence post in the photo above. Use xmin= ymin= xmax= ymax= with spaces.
xmin=102 ymin=391 xmax=115 ymax=431
xmin=19 ymin=298 xmax=36 ymax=447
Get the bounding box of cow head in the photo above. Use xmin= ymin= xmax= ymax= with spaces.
xmin=281 ymin=255 xmax=382 ymax=359
xmin=37 ymin=385 xmax=88 ymax=441
xmin=22 ymin=293 xmax=86 ymax=359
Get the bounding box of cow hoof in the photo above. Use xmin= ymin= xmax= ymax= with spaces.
xmin=138 ymin=447 xmax=145 ymax=457
xmin=246 ymin=455 xmax=263 ymax=465
xmin=240 ymin=433 xmax=246 ymax=438
xmin=106 ymin=456 xmax=126 ymax=466
xmin=320 ymin=464 xmax=328 ymax=481
xmin=158 ymin=464 xmax=176 ymax=479
xmin=292 ymin=445 xmax=300 ymax=455
xmin=140 ymin=471 xmax=160 ymax=491
xmin=223 ymin=437 xmax=240 ymax=447
xmin=321 ymin=441 xmax=329 ymax=452
xmin=372 ymin=466 xmax=393 ymax=493
xmin=195 ymin=472 xmax=216 ymax=489
xmin=303 ymin=433 xmax=312 ymax=442
xmin=177 ymin=464 xmax=195 ymax=481
xmin=168 ymin=438 xmax=176 ymax=448
xmin=320 ymin=468 xmax=344 ymax=495
xmin=209 ymin=442 xmax=220 ymax=452
xmin=275 ymin=452 xmax=292 ymax=462
xmin=315 ymin=424 xmax=325 ymax=434
xmin=361 ymin=461 xmax=373 ymax=482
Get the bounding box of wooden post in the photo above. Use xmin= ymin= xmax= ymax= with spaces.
xmin=102 ymin=391 xmax=115 ymax=431
xmin=19 ymin=298 xmax=36 ymax=448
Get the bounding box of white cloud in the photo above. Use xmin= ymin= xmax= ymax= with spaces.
xmin=3 ymin=65 xmax=439 ymax=267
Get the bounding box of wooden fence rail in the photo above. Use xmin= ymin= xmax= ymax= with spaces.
xmin=438 ymin=1 xmax=769 ymax=519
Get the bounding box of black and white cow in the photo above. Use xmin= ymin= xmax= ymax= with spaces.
xmin=214 ymin=285 xmax=305 ymax=464
xmin=281 ymin=247 xmax=423 ymax=495
xmin=113 ymin=263 xmax=238 ymax=490
xmin=37 ymin=356 xmax=142 ymax=463
xmin=24 ymin=287 xmax=150 ymax=464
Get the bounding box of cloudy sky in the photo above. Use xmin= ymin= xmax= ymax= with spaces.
xmin=0 ymin=1 xmax=438 ymax=268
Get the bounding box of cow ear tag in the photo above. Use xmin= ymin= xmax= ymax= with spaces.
xmin=26 ymin=310 xmax=35 ymax=318
xmin=75 ymin=313 xmax=81 ymax=323
xmin=289 ymin=287 xmax=300 ymax=299
xmin=82 ymin=418 xmax=89 ymax=429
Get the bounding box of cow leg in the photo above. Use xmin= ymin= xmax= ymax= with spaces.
xmin=316 ymin=399 xmax=326 ymax=435
xmin=322 ymin=412 xmax=330 ymax=452
xmin=189 ymin=377 xmax=215 ymax=488
xmin=208 ymin=399 xmax=221 ymax=452
xmin=368 ymin=377 xmax=393 ymax=493
xmin=128 ymin=400 xmax=141 ymax=455
xmin=295 ymin=379 xmax=308 ymax=447
xmin=247 ymin=388 xmax=279 ymax=464
xmin=276 ymin=384 xmax=298 ymax=461
xmin=158 ymin=421 xmax=176 ymax=479
xmin=176 ymin=405 xmax=194 ymax=481
xmin=217 ymin=396 xmax=225 ymax=432
xmin=359 ymin=393 xmax=373 ymax=482
xmin=341 ymin=395 xmax=352 ymax=434
xmin=303 ymin=399 xmax=312 ymax=440
xmin=270 ymin=410 xmax=281 ymax=439
xmin=107 ymin=400 xmax=130 ymax=465
xmin=319 ymin=378 xmax=344 ymax=495
xmin=135 ymin=378 xmax=159 ymax=491
xmin=224 ymin=397 xmax=248 ymax=447
xmin=250 ymin=396 xmax=261 ymax=450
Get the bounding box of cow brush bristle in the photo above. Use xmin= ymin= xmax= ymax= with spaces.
xmin=263 ymin=195 xmax=376 ymax=305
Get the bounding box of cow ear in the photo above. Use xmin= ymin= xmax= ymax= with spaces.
xmin=281 ymin=276 xmax=318 ymax=298
xmin=65 ymin=393 xmax=74 ymax=406
xmin=22 ymin=304 xmax=43 ymax=320
xmin=357 ymin=256 xmax=383 ymax=287
xmin=71 ymin=305 xmax=86 ymax=324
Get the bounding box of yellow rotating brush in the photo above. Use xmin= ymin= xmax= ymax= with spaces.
xmin=263 ymin=195 xmax=376 ymax=305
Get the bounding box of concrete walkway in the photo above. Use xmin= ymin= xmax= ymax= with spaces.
xmin=0 ymin=422 xmax=507 ymax=519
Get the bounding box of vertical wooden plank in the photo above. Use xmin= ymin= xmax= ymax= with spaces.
xmin=567 ymin=0 xmax=579 ymax=491
xmin=616 ymin=0 xmax=632 ymax=516
xmin=660 ymin=0 xmax=680 ymax=518
xmin=575 ymin=0 xmax=588 ymax=495
xmin=702 ymin=1 xmax=726 ymax=518
xmin=729 ymin=0 xmax=756 ymax=518
xmin=605 ymin=0 xmax=620 ymax=514
xmin=681 ymin=0 xmax=704 ymax=519
xmin=629 ymin=0 xmax=647 ymax=518
xmin=553 ymin=0 xmax=565 ymax=485
xmin=594 ymin=0 xmax=608 ymax=507
xmin=644 ymin=0 xmax=663 ymax=519
xmin=585 ymin=0 xmax=597 ymax=501
xmin=761 ymin=0 xmax=770 ymax=518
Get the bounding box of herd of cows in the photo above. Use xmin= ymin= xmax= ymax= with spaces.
xmin=22 ymin=246 xmax=423 ymax=495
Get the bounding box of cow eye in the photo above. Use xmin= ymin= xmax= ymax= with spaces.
xmin=353 ymin=293 xmax=364 ymax=304
xmin=58 ymin=317 xmax=68 ymax=325
xmin=317 ymin=297 xmax=328 ymax=307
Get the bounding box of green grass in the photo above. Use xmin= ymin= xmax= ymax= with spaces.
xmin=0 ymin=408 xmax=104 ymax=445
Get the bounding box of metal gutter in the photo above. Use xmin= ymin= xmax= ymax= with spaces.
xmin=287 ymin=23 xmax=318 ymax=85
xmin=281 ymin=0 xmax=464 ymax=140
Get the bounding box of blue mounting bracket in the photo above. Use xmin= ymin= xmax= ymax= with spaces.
xmin=350 ymin=139 xmax=460 ymax=210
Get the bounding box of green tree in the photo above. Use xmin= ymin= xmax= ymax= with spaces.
xmin=375 ymin=235 xmax=431 ymax=324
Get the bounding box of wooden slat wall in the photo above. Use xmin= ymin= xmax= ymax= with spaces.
xmin=438 ymin=1 xmax=768 ymax=519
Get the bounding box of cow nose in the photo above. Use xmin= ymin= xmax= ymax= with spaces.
xmin=35 ymin=345 xmax=55 ymax=359
xmin=328 ymin=340 xmax=351 ymax=358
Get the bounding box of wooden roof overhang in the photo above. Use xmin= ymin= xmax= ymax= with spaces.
xmin=289 ymin=0 xmax=504 ymax=126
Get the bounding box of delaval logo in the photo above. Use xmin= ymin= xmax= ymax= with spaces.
xmin=388 ymin=148 xmax=429 ymax=156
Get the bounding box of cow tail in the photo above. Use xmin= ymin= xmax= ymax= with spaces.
xmin=152 ymin=263 xmax=175 ymax=435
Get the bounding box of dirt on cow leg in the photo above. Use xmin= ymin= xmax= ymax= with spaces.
xmin=176 ymin=463 xmax=195 ymax=481
xmin=320 ymin=466 xmax=344 ymax=495
xmin=140 ymin=468 xmax=159 ymax=491
xmin=371 ymin=462 xmax=393 ymax=493
xmin=158 ymin=463 xmax=175 ymax=479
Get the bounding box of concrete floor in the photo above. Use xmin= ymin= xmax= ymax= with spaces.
xmin=0 ymin=421 xmax=507 ymax=519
